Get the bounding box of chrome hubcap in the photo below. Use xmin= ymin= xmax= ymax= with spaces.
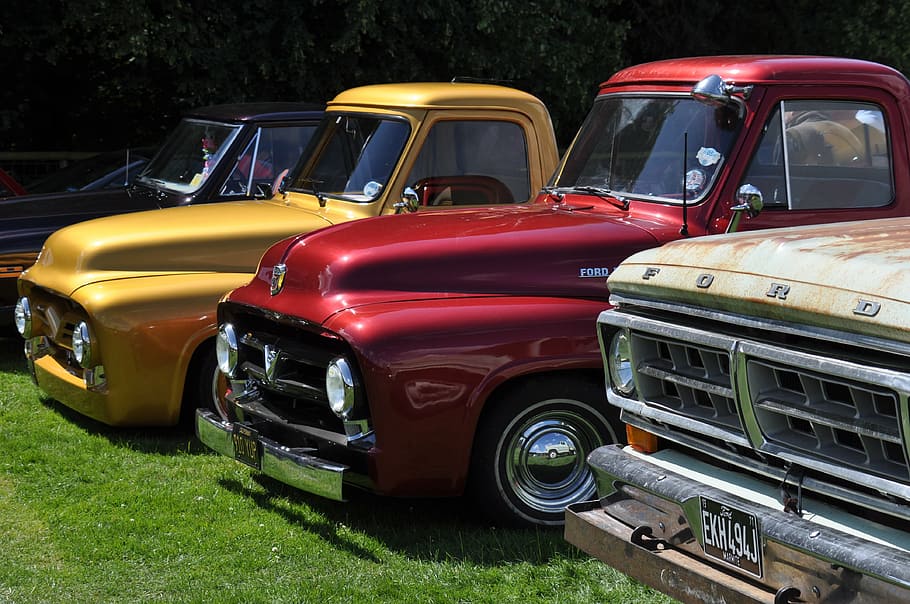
xmin=503 ymin=404 xmax=606 ymax=515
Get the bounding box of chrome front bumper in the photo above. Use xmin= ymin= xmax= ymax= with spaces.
xmin=195 ymin=409 xmax=347 ymax=501
xmin=565 ymin=445 xmax=910 ymax=604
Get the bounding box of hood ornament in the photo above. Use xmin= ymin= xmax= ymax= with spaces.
xmin=270 ymin=263 xmax=287 ymax=296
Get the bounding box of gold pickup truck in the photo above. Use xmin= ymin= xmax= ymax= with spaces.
xmin=16 ymin=82 xmax=558 ymax=426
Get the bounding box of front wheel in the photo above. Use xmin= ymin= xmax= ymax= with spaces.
xmin=183 ymin=345 xmax=230 ymax=424
xmin=468 ymin=379 xmax=622 ymax=527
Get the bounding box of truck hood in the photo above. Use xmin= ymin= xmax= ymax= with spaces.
xmin=608 ymin=217 xmax=910 ymax=341
xmin=0 ymin=188 xmax=147 ymax=254
xmin=230 ymin=201 xmax=673 ymax=324
xmin=23 ymin=199 xmax=334 ymax=296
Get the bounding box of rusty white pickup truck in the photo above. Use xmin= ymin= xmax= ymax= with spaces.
xmin=567 ymin=217 xmax=910 ymax=602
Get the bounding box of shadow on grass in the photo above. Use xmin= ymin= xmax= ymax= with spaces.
xmin=0 ymin=335 xmax=28 ymax=373
xmin=217 ymin=473 xmax=580 ymax=566
xmin=6 ymin=336 xmax=581 ymax=565
xmin=36 ymin=394 xmax=209 ymax=455
xmin=2 ymin=334 xmax=209 ymax=455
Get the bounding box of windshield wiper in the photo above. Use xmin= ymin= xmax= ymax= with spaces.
xmin=566 ymin=185 xmax=630 ymax=211
xmin=295 ymin=177 xmax=327 ymax=207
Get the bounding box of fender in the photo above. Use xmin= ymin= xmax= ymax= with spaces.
xmin=52 ymin=272 xmax=251 ymax=425
xmin=322 ymin=295 xmax=610 ymax=495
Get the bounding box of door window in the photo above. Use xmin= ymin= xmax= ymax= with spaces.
xmin=741 ymin=100 xmax=892 ymax=210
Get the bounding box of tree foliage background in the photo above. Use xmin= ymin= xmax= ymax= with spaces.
xmin=1 ymin=0 xmax=907 ymax=152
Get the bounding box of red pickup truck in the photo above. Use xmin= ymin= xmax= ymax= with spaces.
xmin=197 ymin=56 xmax=910 ymax=526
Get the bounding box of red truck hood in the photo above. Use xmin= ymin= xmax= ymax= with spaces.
xmin=227 ymin=200 xmax=677 ymax=324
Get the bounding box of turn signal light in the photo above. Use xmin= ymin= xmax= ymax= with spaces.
xmin=626 ymin=424 xmax=658 ymax=454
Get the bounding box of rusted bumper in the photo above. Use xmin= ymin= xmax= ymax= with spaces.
xmin=565 ymin=445 xmax=910 ymax=604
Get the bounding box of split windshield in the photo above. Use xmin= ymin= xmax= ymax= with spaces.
xmin=553 ymin=95 xmax=742 ymax=203
xmin=286 ymin=114 xmax=410 ymax=202
xmin=136 ymin=119 xmax=242 ymax=194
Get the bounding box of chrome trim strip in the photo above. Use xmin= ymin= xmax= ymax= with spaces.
xmin=607 ymin=293 xmax=910 ymax=358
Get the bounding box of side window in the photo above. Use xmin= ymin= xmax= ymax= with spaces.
xmin=405 ymin=120 xmax=530 ymax=206
xmin=741 ymin=100 xmax=892 ymax=210
xmin=221 ymin=125 xmax=317 ymax=198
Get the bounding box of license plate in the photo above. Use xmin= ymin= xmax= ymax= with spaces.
xmin=699 ymin=496 xmax=762 ymax=578
xmin=232 ymin=424 xmax=262 ymax=469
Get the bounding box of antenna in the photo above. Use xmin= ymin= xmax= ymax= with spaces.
xmin=123 ymin=148 xmax=131 ymax=187
xmin=680 ymin=132 xmax=689 ymax=237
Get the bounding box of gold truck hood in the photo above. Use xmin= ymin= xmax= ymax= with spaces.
xmin=23 ymin=199 xmax=334 ymax=296
xmin=608 ymin=217 xmax=910 ymax=341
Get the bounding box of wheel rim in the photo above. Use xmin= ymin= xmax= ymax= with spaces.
xmin=210 ymin=366 xmax=230 ymax=421
xmin=501 ymin=402 xmax=608 ymax=516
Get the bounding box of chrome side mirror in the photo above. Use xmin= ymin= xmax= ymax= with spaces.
xmin=394 ymin=187 xmax=420 ymax=214
xmin=726 ymin=184 xmax=764 ymax=233
xmin=692 ymin=74 xmax=753 ymax=117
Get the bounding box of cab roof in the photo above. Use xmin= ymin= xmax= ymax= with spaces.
xmin=328 ymin=82 xmax=550 ymax=120
xmin=602 ymin=55 xmax=910 ymax=97
xmin=186 ymin=102 xmax=325 ymax=123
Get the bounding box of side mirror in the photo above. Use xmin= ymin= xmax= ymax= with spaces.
xmin=394 ymin=187 xmax=420 ymax=214
xmin=692 ymin=74 xmax=752 ymax=117
xmin=726 ymin=184 xmax=764 ymax=233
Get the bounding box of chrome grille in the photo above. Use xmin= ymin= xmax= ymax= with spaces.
xmin=223 ymin=303 xmax=354 ymax=434
xmin=601 ymin=311 xmax=910 ymax=495
xmin=631 ymin=332 xmax=740 ymax=432
xmin=747 ymin=357 xmax=907 ymax=481
xmin=238 ymin=333 xmax=332 ymax=404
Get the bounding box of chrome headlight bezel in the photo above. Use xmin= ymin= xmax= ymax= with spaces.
xmin=216 ymin=323 xmax=239 ymax=377
xmin=14 ymin=297 xmax=32 ymax=338
xmin=72 ymin=321 xmax=95 ymax=369
xmin=326 ymin=357 xmax=356 ymax=418
xmin=608 ymin=330 xmax=635 ymax=396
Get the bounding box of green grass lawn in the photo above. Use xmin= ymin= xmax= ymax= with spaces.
xmin=0 ymin=336 xmax=674 ymax=603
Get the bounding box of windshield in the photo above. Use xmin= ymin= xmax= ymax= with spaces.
xmin=286 ymin=114 xmax=410 ymax=202
xmin=553 ymin=95 xmax=742 ymax=203
xmin=136 ymin=118 xmax=242 ymax=194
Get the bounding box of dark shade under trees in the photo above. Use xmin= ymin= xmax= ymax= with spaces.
xmin=0 ymin=0 xmax=907 ymax=152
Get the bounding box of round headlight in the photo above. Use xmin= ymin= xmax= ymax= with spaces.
xmin=14 ymin=297 xmax=32 ymax=338
xmin=608 ymin=330 xmax=635 ymax=396
xmin=216 ymin=323 xmax=239 ymax=376
xmin=72 ymin=321 xmax=94 ymax=368
xmin=326 ymin=357 xmax=356 ymax=417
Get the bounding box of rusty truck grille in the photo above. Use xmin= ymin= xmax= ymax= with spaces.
xmin=630 ymin=332 xmax=739 ymax=432
xmin=601 ymin=314 xmax=910 ymax=489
